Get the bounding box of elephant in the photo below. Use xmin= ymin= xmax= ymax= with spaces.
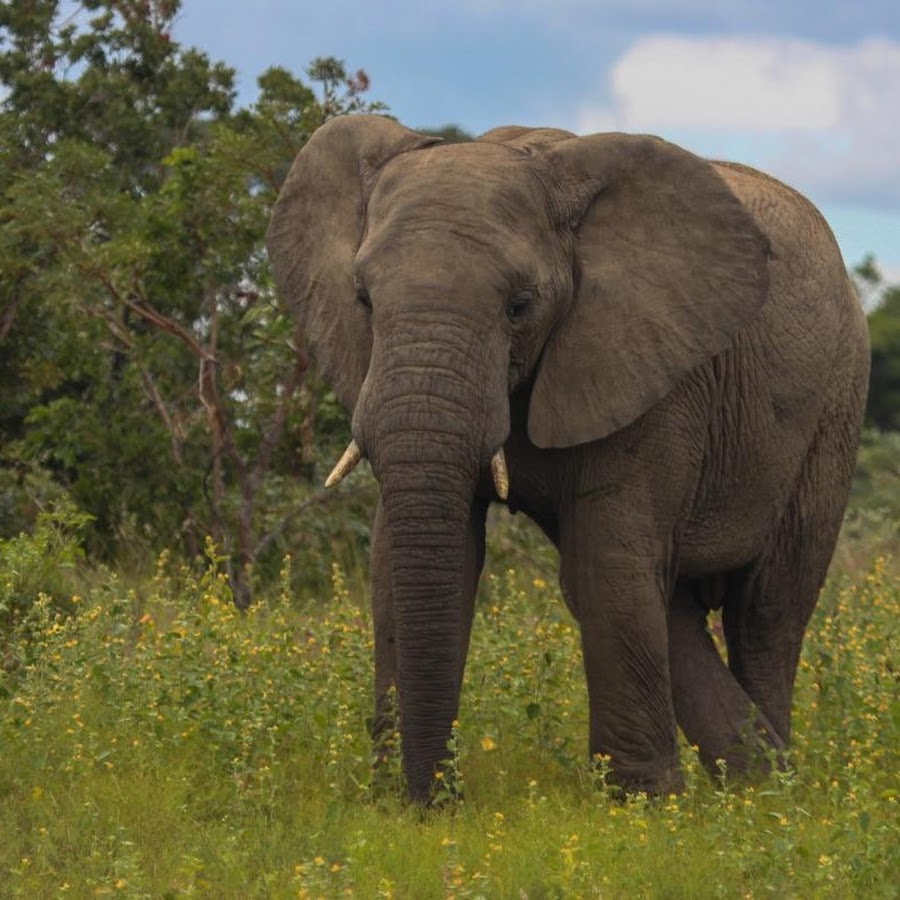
xmin=267 ymin=115 xmax=869 ymax=803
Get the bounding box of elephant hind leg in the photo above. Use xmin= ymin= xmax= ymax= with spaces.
xmin=669 ymin=581 xmax=785 ymax=778
xmin=723 ymin=400 xmax=860 ymax=743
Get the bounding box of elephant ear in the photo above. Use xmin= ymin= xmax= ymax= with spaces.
xmin=528 ymin=133 xmax=771 ymax=449
xmin=266 ymin=115 xmax=440 ymax=411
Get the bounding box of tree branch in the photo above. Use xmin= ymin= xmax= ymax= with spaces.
xmin=77 ymin=258 xmax=216 ymax=363
xmin=120 ymin=293 xmax=215 ymax=362
xmin=139 ymin=366 xmax=186 ymax=466
xmin=0 ymin=277 xmax=27 ymax=343
xmin=249 ymin=321 xmax=310 ymax=491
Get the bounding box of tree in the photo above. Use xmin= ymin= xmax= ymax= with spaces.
xmin=852 ymin=257 xmax=900 ymax=431
xmin=1 ymin=1 xmax=383 ymax=603
xmin=866 ymin=286 xmax=900 ymax=431
xmin=419 ymin=124 xmax=473 ymax=143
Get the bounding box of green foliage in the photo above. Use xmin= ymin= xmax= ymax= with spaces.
xmin=852 ymin=256 xmax=900 ymax=430
xmin=0 ymin=500 xmax=90 ymax=630
xmin=850 ymin=430 xmax=900 ymax=518
xmin=837 ymin=430 xmax=900 ymax=572
xmin=0 ymin=548 xmax=896 ymax=896
xmin=0 ymin=1 xmax=382 ymax=596
xmin=419 ymin=124 xmax=474 ymax=143
xmin=867 ymin=286 xmax=900 ymax=431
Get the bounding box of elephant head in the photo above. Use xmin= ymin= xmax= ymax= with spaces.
xmin=267 ymin=115 xmax=770 ymax=801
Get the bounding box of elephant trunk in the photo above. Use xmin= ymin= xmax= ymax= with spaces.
xmin=380 ymin=461 xmax=473 ymax=801
xmin=358 ymin=323 xmax=496 ymax=802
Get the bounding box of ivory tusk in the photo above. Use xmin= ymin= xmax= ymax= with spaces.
xmin=491 ymin=448 xmax=509 ymax=500
xmin=325 ymin=440 xmax=362 ymax=488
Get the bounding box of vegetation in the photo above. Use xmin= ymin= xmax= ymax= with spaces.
xmin=0 ymin=0 xmax=379 ymax=604
xmin=0 ymin=522 xmax=897 ymax=896
xmin=865 ymin=286 xmax=900 ymax=431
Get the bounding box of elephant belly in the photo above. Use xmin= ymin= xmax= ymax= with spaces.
xmin=679 ymin=384 xmax=823 ymax=576
xmin=679 ymin=506 xmax=780 ymax=577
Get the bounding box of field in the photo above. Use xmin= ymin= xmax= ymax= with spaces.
xmin=1 ymin=521 xmax=898 ymax=898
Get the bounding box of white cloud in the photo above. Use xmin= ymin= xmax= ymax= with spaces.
xmin=608 ymin=37 xmax=842 ymax=130
xmin=576 ymin=36 xmax=900 ymax=209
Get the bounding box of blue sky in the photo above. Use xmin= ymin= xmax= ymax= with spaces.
xmin=175 ymin=0 xmax=900 ymax=284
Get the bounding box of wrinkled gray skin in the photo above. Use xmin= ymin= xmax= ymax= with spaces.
xmin=268 ymin=116 xmax=869 ymax=803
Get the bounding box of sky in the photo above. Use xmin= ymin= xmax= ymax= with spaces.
xmin=174 ymin=0 xmax=900 ymax=285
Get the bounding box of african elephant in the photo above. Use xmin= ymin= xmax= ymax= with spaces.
xmin=267 ymin=115 xmax=869 ymax=803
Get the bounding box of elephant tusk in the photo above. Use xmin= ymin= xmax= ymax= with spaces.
xmin=491 ymin=449 xmax=509 ymax=500
xmin=325 ymin=440 xmax=362 ymax=488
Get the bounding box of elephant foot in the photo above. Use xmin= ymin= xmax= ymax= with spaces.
xmin=596 ymin=755 xmax=685 ymax=798
xmin=696 ymin=715 xmax=788 ymax=784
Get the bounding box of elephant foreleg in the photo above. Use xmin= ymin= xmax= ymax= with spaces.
xmin=561 ymin=505 xmax=682 ymax=794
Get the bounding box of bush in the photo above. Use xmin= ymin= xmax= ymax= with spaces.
xmin=850 ymin=430 xmax=900 ymax=519
xmin=0 ymin=500 xmax=91 ymax=632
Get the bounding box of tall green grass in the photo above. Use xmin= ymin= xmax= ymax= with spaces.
xmin=0 ymin=537 xmax=897 ymax=897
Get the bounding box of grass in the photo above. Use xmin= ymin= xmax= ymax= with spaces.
xmin=0 ymin=536 xmax=898 ymax=897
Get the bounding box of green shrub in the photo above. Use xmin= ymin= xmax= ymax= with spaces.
xmin=0 ymin=499 xmax=91 ymax=631
xmin=850 ymin=429 xmax=900 ymax=521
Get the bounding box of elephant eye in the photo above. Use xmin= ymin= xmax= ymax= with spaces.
xmin=506 ymin=290 xmax=533 ymax=323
